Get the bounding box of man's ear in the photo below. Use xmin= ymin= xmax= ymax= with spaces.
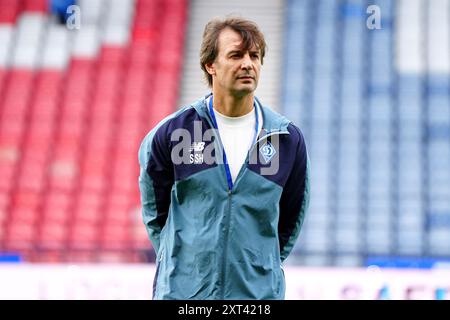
xmin=205 ymin=63 xmax=215 ymax=76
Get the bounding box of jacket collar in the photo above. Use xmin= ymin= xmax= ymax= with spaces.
xmin=192 ymin=93 xmax=291 ymax=135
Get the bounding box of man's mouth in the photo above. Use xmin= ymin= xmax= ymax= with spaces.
xmin=237 ymin=76 xmax=254 ymax=80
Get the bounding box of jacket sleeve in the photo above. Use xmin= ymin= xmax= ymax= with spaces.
xmin=138 ymin=123 xmax=174 ymax=254
xmin=278 ymin=126 xmax=310 ymax=262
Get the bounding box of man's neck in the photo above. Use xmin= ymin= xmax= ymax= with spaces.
xmin=211 ymin=91 xmax=254 ymax=117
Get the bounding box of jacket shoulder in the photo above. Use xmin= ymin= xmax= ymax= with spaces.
xmin=287 ymin=122 xmax=306 ymax=145
xmin=138 ymin=106 xmax=196 ymax=167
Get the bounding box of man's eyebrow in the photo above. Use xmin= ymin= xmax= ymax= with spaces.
xmin=227 ymin=49 xmax=260 ymax=55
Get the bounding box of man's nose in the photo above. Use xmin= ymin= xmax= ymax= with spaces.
xmin=241 ymin=53 xmax=252 ymax=69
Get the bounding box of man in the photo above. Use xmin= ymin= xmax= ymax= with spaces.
xmin=138 ymin=16 xmax=310 ymax=300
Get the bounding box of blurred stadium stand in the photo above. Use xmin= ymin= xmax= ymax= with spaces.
xmin=284 ymin=0 xmax=450 ymax=267
xmin=0 ymin=0 xmax=187 ymax=263
xmin=0 ymin=0 xmax=449 ymax=268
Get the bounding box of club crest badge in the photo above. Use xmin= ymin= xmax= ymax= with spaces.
xmin=259 ymin=141 xmax=276 ymax=163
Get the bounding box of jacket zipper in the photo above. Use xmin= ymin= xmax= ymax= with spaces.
xmin=220 ymin=189 xmax=232 ymax=299
xmin=203 ymin=103 xmax=289 ymax=298
xmin=219 ymin=131 xmax=288 ymax=299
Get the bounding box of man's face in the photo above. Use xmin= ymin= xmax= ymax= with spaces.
xmin=206 ymin=28 xmax=261 ymax=97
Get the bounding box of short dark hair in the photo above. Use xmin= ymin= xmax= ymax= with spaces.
xmin=200 ymin=16 xmax=267 ymax=87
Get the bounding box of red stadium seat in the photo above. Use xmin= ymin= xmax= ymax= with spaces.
xmin=1 ymin=70 xmax=34 ymax=119
xmin=99 ymin=223 xmax=131 ymax=250
xmin=66 ymin=250 xmax=95 ymax=263
xmin=23 ymin=0 xmax=47 ymax=13
xmin=42 ymin=191 xmax=72 ymax=224
xmin=17 ymin=162 xmax=47 ymax=192
xmin=13 ymin=190 xmax=40 ymax=209
xmin=0 ymin=156 xmax=18 ymax=192
xmin=72 ymin=191 xmax=103 ymax=224
xmin=100 ymin=46 xmax=125 ymax=64
xmin=31 ymin=71 xmax=62 ymax=121
xmin=0 ymin=0 xmax=21 ymax=23
xmin=0 ymin=68 xmax=6 ymax=98
xmin=37 ymin=221 xmax=68 ymax=250
xmin=68 ymin=222 xmax=99 ymax=250
xmin=4 ymin=221 xmax=35 ymax=250
xmin=0 ymin=192 xmax=10 ymax=225
xmin=0 ymin=120 xmax=26 ymax=150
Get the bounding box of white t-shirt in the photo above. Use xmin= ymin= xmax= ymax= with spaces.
xmin=210 ymin=98 xmax=263 ymax=183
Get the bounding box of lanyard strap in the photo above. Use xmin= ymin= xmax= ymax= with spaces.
xmin=208 ymin=96 xmax=259 ymax=190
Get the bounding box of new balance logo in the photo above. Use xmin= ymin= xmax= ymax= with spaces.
xmin=189 ymin=142 xmax=205 ymax=164
xmin=189 ymin=142 xmax=205 ymax=152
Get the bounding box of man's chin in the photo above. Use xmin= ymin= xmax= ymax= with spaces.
xmin=232 ymin=85 xmax=256 ymax=96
